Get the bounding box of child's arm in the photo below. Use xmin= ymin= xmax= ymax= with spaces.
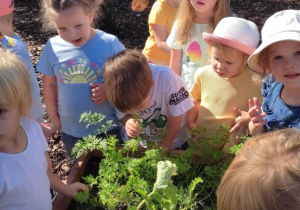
xmin=248 ymin=97 xmax=266 ymax=136
xmin=45 ymin=152 xmax=87 ymax=197
xmin=152 ymin=24 xmax=171 ymax=54
xmin=90 ymin=83 xmax=107 ymax=104
xmin=120 ymin=114 xmax=141 ymax=138
xmin=187 ymin=97 xmax=200 ymax=130
xmin=157 ymin=114 xmax=183 ymax=149
xmin=169 ymin=49 xmax=182 ymax=76
xmin=43 ymin=75 xmax=61 ymax=130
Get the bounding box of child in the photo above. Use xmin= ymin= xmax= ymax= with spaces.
xmin=0 ymin=0 xmax=44 ymax=122
xmin=247 ymin=10 xmax=300 ymax=136
xmin=166 ymin=0 xmax=232 ymax=89
xmin=217 ymin=128 xmax=300 ymax=210
xmin=142 ymin=0 xmax=181 ymax=66
xmin=0 ymin=49 xmax=86 ymax=209
xmin=188 ymin=17 xmax=262 ymax=150
xmin=132 ymin=0 xmax=154 ymax=12
xmin=37 ymin=0 xmax=126 ymax=155
xmin=103 ymin=50 xmax=194 ymax=150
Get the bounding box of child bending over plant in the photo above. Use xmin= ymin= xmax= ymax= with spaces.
xmin=104 ymin=49 xmax=194 ymax=150
xmin=217 ymin=128 xmax=300 ymax=210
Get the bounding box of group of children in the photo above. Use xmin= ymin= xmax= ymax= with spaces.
xmin=0 ymin=0 xmax=299 ymax=208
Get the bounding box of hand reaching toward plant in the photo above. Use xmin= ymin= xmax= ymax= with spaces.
xmin=248 ymin=97 xmax=266 ymax=135
xmin=64 ymin=182 xmax=88 ymax=197
xmin=120 ymin=114 xmax=141 ymax=138
xmin=90 ymin=83 xmax=107 ymax=104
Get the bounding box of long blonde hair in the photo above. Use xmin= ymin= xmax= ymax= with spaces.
xmin=217 ymin=129 xmax=300 ymax=210
xmin=176 ymin=0 xmax=232 ymax=45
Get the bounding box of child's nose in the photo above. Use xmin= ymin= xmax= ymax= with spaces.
xmin=284 ymin=57 xmax=295 ymax=70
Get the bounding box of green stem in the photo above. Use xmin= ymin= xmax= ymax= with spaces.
xmin=137 ymin=190 xmax=156 ymax=210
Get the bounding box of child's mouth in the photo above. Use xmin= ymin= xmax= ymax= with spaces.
xmin=72 ymin=38 xmax=82 ymax=45
xmin=284 ymin=73 xmax=300 ymax=79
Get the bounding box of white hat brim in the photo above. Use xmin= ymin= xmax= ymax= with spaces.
xmin=248 ymin=31 xmax=300 ymax=72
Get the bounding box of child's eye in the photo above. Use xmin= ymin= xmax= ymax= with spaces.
xmin=273 ymin=55 xmax=283 ymax=61
xmin=75 ymin=24 xmax=82 ymax=28
xmin=226 ymin=61 xmax=233 ymax=65
xmin=213 ymin=57 xmax=219 ymax=61
xmin=58 ymin=27 xmax=66 ymax=31
xmin=295 ymin=51 xmax=300 ymax=56
xmin=0 ymin=109 xmax=6 ymax=115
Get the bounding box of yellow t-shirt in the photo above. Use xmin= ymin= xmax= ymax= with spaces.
xmin=143 ymin=0 xmax=177 ymax=65
xmin=190 ymin=65 xmax=262 ymax=149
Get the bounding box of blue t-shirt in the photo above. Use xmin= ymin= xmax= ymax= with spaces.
xmin=37 ymin=30 xmax=125 ymax=137
xmin=262 ymin=74 xmax=300 ymax=132
xmin=0 ymin=35 xmax=44 ymax=121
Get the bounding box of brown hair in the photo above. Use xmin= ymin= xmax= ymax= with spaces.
xmin=217 ymin=129 xmax=300 ymax=210
xmin=0 ymin=48 xmax=31 ymax=116
xmin=103 ymin=49 xmax=153 ymax=112
xmin=41 ymin=0 xmax=103 ymax=31
xmin=176 ymin=0 xmax=232 ymax=45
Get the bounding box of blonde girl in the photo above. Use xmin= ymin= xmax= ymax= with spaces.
xmin=217 ymin=128 xmax=300 ymax=210
xmin=167 ymin=0 xmax=232 ymax=89
xmin=0 ymin=49 xmax=86 ymax=209
xmin=38 ymin=0 xmax=125 ymax=156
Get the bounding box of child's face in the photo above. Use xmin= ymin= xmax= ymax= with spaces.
xmin=268 ymin=41 xmax=300 ymax=88
xmin=0 ymin=102 xmax=21 ymax=142
xmin=53 ymin=5 xmax=94 ymax=47
xmin=190 ymin=0 xmax=217 ymax=15
xmin=128 ymin=91 xmax=152 ymax=115
xmin=211 ymin=46 xmax=246 ymax=78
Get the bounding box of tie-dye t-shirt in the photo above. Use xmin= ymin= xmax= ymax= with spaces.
xmin=167 ymin=21 xmax=211 ymax=90
xmin=0 ymin=35 xmax=44 ymax=121
xmin=37 ymin=30 xmax=125 ymax=137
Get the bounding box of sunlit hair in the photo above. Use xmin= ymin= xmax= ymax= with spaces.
xmin=103 ymin=49 xmax=153 ymax=113
xmin=176 ymin=0 xmax=232 ymax=45
xmin=131 ymin=0 xmax=153 ymax=12
xmin=0 ymin=48 xmax=31 ymax=116
xmin=217 ymin=128 xmax=300 ymax=210
xmin=256 ymin=43 xmax=280 ymax=76
xmin=41 ymin=0 xmax=103 ymax=31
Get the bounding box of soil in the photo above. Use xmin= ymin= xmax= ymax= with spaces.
xmin=13 ymin=0 xmax=300 ymax=180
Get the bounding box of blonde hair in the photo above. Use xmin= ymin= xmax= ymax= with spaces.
xmin=0 ymin=48 xmax=31 ymax=116
xmin=217 ymin=129 xmax=300 ymax=210
xmin=103 ymin=49 xmax=153 ymax=112
xmin=176 ymin=0 xmax=232 ymax=45
xmin=41 ymin=0 xmax=103 ymax=31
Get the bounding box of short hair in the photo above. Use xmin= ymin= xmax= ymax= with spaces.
xmin=217 ymin=128 xmax=300 ymax=210
xmin=0 ymin=48 xmax=31 ymax=116
xmin=103 ymin=49 xmax=153 ymax=113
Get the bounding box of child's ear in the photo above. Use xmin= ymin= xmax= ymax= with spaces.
xmin=89 ymin=11 xmax=95 ymax=24
xmin=151 ymin=80 xmax=155 ymax=87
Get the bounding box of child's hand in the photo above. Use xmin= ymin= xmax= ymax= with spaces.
xmin=90 ymin=83 xmax=107 ymax=104
xmin=41 ymin=122 xmax=56 ymax=138
xmin=230 ymin=107 xmax=250 ymax=138
xmin=125 ymin=118 xmax=141 ymax=138
xmin=248 ymin=97 xmax=266 ymax=135
xmin=65 ymin=182 xmax=87 ymax=197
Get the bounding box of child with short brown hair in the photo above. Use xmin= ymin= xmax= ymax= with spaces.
xmin=217 ymin=128 xmax=300 ymax=210
xmin=104 ymin=49 xmax=194 ymax=150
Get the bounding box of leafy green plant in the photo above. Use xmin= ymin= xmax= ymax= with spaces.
xmin=72 ymin=113 xmax=250 ymax=209
xmin=74 ymin=188 xmax=89 ymax=204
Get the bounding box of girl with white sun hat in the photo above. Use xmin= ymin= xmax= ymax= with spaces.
xmin=247 ymin=9 xmax=300 ymax=136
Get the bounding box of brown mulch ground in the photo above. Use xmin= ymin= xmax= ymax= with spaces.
xmin=13 ymin=0 xmax=300 ymax=179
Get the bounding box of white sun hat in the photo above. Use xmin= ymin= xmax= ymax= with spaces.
xmin=248 ymin=10 xmax=300 ymax=72
xmin=203 ymin=17 xmax=259 ymax=55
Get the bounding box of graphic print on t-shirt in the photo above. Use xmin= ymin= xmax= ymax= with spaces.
xmin=58 ymin=58 xmax=103 ymax=84
xmin=186 ymin=41 xmax=202 ymax=63
xmin=142 ymin=108 xmax=167 ymax=136
xmin=169 ymin=87 xmax=189 ymax=105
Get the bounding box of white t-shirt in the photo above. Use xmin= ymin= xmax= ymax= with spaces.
xmin=117 ymin=64 xmax=194 ymax=149
xmin=0 ymin=117 xmax=51 ymax=210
